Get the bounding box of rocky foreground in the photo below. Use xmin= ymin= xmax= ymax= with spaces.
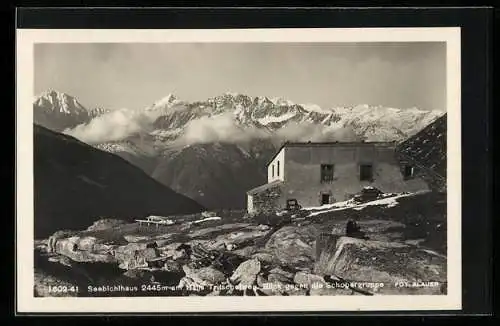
xmin=34 ymin=191 xmax=447 ymax=297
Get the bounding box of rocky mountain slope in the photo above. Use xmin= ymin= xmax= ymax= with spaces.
xmin=397 ymin=114 xmax=447 ymax=191
xmin=398 ymin=113 xmax=447 ymax=177
xmin=34 ymin=124 xmax=204 ymax=238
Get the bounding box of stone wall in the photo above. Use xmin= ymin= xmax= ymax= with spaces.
xmin=251 ymin=184 xmax=285 ymax=214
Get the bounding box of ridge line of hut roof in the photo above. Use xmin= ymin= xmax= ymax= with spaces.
xmin=265 ymin=140 xmax=399 ymax=167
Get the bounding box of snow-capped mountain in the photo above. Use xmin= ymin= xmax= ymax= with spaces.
xmin=145 ymin=93 xmax=180 ymax=112
xmin=33 ymin=90 xmax=91 ymax=132
xmin=147 ymin=92 xmax=444 ymax=143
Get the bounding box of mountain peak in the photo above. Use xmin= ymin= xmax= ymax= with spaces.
xmin=34 ymin=90 xmax=88 ymax=115
xmin=146 ymin=93 xmax=180 ymax=111
xmin=270 ymin=97 xmax=295 ymax=106
xmin=33 ymin=90 xmax=91 ymax=132
xmin=162 ymin=93 xmax=178 ymax=103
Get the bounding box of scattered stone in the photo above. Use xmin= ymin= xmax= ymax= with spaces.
xmin=115 ymin=247 xmax=160 ymax=270
xmin=86 ymin=219 xmax=127 ymax=231
xmin=124 ymin=235 xmax=151 ymax=243
xmin=76 ymin=236 xmax=100 ymax=251
xmin=123 ymin=269 xmax=146 ymax=279
xmin=232 ymin=246 xmax=258 ymax=258
xmin=353 ymin=187 xmax=385 ymax=203
xmin=269 ymin=266 xmax=295 ymax=279
xmin=258 ymin=276 xmax=289 ymax=296
xmin=294 ymin=271 xmax=325 ymax=287
xmin=282 ymin=285 xmax=308 ymax=296
xmin=182 ymin=265 xmax=226 ymax=286
xmin=256 ymin=224 xmax=271 ymax=231
xmin=251 ymin=252 xmax=276 ymax=264
xmin=48 ymin=255 xmax=73 ymax=267
xmin=267 ymin=266 xmax=295 ymax=283
xmin=226 ymin=243 xmax=237 ymax=251
xmin=230 ymin=258 xmax=261 ymax=286
xmin=201 ymin=211 xmax=218 ymax=218
xmin=165 ymin=247 xmax=189 ymax=261
xmin=163 ymin=260 xmax=182 ymax=272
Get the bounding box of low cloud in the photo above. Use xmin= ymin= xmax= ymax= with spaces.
xmin=64 ymin=108 xmax=161 ymax=144
xmin=176 ymin=112 xmax=271 ymax=145
xmin=175 ymin=113 xmax=361 ymax=145
xmin=64 ymin=107 xmax=362 ymax=146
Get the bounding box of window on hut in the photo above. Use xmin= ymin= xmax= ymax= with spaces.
xmin=272 ymin=164 xmax=275 ymax=178
xmin=277 ymin=161 xmax=280 ymax=177
xmin=320 ymin=164 xmax=334 ymax=183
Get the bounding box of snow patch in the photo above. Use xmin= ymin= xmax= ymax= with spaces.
xmin=257 ymin=112 xmax=297 ymax=125
xmin=306 ymin=192 xmax=420 ymax=217
xmin=270 ymin=97 xmax=295 ymax=106
xmin=192 ymin=216 xmax=222 ymax=224
xmin=301 ymin=103 xmax=332 ymax=113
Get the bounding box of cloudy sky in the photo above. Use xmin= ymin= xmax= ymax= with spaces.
xmin=35 ymin=42 xmax=446 ymax=111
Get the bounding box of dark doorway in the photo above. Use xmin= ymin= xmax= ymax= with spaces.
xmin=360 ymin=164 xmax=373 ymax=181
xmin=321 ymin=194 xmax=330 ymax=205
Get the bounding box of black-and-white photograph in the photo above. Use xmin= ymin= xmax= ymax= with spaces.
xmin=16 ymin=27 xmax=462 ymax=312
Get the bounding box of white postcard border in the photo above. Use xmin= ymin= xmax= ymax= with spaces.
xmin=16 ymin=27 xmax=462 ymax=313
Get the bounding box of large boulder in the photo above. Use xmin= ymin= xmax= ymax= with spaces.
xmin=230 ymin=258 xmax=261 ymax=286
xmin=182 ymin=264 xmax=226 ymax=286
xmin=114 ymin=246 xmax=160 ymax=270
xmin=47 ymin=230 xmax=77 ymax=253
xmin=52 ymin=236 xmax=116 ymax=263
xmin=264 ymin=226 xmax=317 ymax=269
xmin=315 ymin=236 xmax=446 ymax=295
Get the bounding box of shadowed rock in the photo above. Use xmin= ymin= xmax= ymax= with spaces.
xmin=314 ymin=236 xmax=446 ymax=295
